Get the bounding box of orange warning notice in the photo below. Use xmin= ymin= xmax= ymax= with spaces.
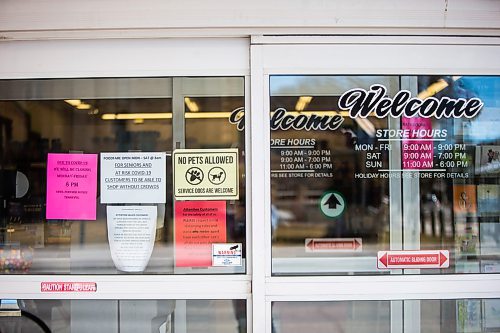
xmin=175 ymin=201 xmax=226 ymax=267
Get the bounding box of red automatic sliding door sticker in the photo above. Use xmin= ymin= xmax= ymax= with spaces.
xmin=305 ymin=238 xmax=362 ymax=252
xmin=377 ymin=250 xmax=450 ymax=269
xmin=175 ymin=201 xmax=226 ymax=267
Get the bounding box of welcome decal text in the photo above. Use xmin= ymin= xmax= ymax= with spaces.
xmin=229 ymin=84 xmax=483 ymax=131
xmin=339 ymin=84 xmax=483 ymax=119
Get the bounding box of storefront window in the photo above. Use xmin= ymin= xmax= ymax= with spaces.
xmin=0 ymin=299 xmax=246 ymax=333
xmin=272 ymin=300 xmax=389 ymax=333
xmin=272 ymin=299 xmax=499 ymax=333
xmin=416 ymin=76 xmax=500 ymax=275
xmin=270 ymin=75 xmax=500 ymax=275
xmin=0 ymin=77 xmax=246 ymax=274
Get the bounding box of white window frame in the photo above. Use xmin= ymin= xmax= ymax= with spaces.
xmin=1 ymin=34 xmax=500 ymax=333
xmin=0 ymin=37 xmax=253 ymax=331
xmin=250 ymin=35 xmax=500 ymax=333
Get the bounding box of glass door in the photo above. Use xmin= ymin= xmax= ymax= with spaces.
xmin=269 ymin=75 xmax=401 ymax=275
xmin=172 ymin=77 xmax=246 ymax=275
xmin=251 ymin=35 xmax=500 ymax=333
xmin=0 ymin=38 xmax=250 ymax=333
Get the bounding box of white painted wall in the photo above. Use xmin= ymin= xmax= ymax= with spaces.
xmin=0 ymin=0 xmax=499 ymax=39
xmin=0 ymin=38 xmax=249 ymax=79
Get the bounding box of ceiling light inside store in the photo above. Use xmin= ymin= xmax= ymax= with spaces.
xmin=64 ymin=99 xmax=93 ymax=110
xmin=354 ymin=118 xmax=376 ymax=137
xmin=64 ymin=99 xmax=82 ymax=107
xmin=288 ymin=110 xmax=349 ymax=117
xmin=184 ymin=97 xmax=199 ymax=112
xmin=102 ymin=113 xmax=172 ymax=120
xmin=101 ymin=112 xmax=238 ymax=121
xmin=418 ymin=76 xmax=462 ymax=99
xmin=185 ymin=112 xmax=230 ymax=119
xmin=101 ymin=110 xmax=366 ymax=121
xmin=295 ymin=96 xmax=313 ymax=111
xmin=76 ymin=103 xmax=92 ymax=110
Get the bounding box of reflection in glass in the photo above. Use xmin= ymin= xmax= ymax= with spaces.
xmin=270 ymin=75 xmax=500 ymax=276
xmin=421 ymin=299 xmax=500 ymax=333
xmin=0 ymin=77 xmax=246 ymax=274
xmin=270 ymin=76 xmax=396 ymax=275
xmin=0 ymin=299 xmax=246 ymax=333
xmin=272 ymin=299 xmax=499 ymax=333
xmin=272 ymin=301 xmax=390 ymax=333
xmin=416 ymin=76 xmax=500 ymax=275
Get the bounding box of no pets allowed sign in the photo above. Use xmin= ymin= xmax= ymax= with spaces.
xmin=173 ymin=149 xmax=239 ymax=201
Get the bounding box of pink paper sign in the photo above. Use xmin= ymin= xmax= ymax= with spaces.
xmin=46 ymin=153 xmax=98 ymax=220
xmin=175 ymin=201 xmax=226 ymax=267
xmin=402 ymin=117 xmax=434 ymax=169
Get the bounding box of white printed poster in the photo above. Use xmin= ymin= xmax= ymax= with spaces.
xmin=100 ymin=152 xmax=166 ymax=203
xmin=107 ymin=206 xmax=157 ymax=272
